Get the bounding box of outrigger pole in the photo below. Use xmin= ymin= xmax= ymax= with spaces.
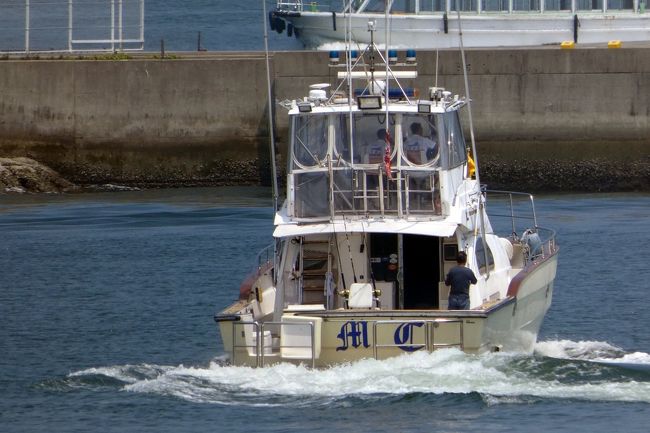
xmin=262 ymin=0 xmax=279 ymax=213
xmin=457 ymin=8 xmax=490 ymax=275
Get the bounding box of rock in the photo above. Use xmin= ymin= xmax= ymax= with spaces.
xmin=0 ymin=157 xmax=76 ymax=194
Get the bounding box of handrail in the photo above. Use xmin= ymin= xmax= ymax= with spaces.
xmin=485 ymin=189 xmax=537 ymax=230
xmin=256 ymin=242 xmax=275 ymax=273
xmin=262 ymin=321 xmax=316 ymax=368
xmin=234 ymin=318 xmax=466 ymax=367
xmin=484 ymin=189 xmax=557 ymax=265
xmin=232 ymin=320 xmax=261 ymax=367
xmin=430 ymin=318 xmax=464 ymax=350
xmin=292 ymin=166 xmax=442 ymax=220
xmin=233 ymin=320 xmax=316 ymax=368
xmin=372 ymin=318 xmax=464 ymax=359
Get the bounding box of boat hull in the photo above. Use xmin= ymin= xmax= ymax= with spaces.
xmin=275 ymin=12 xmax=650 ymax=49
xmin=217 ymin=250 xmax=557 ymax=367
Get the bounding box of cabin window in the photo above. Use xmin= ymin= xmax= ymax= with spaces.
xmin=606 ymin=0 xmax=634 ymax=10
xmin=482 ymin=0 xmax=509 ymax=11
xmin=475 ymin=237 xmax=495 ymax=275
xmin=293 ymin=171 xmax=329 ymax=218
xmin=364 ymin=0 xmax=386 ymax=12
xmin=576 ymin=0 xmax=602 ymax=10
xmin=348 ymin=0 xmax=365 ymax=12
xmin=420 ymin=0 xmax=447 ymax=12
xmin=390 ymin=0 xmax=416 ymax=13
xmin=292 ymin=114 xmax=329 ymax=170
xmin=449 ymin=0 xmax=479 ymax=11
xmin=402 ymin=114 xmax=440 ymax=166
xmin=543 ymin=0 xmax=572 ymax=10
xmin=438 ymin=111 xmax=467 ymax=169
xmin=512 ymin=0 xmax=541 ymax=11
xmin=353 ymin=113 xmax=396 ymax=165
xmin=333 ymin=115 xmax=354 ymax=164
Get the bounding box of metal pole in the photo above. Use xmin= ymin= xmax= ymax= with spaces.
xmin=261 ymin=0 xmax=279 ymax=213
xmin=118 ymin=0 xmax=123 ymax=51
xmin=68 ymin=0 xmax=73 ymax=52
xmin=140 ymin=0 xmax=145 ymax=50
xmin=111 ymin=0 xmax=115 ymax=51
xmin=25 ymin=0 xmax=30 ymax=54
xmin=457 ymin=7 xmax=489 ymax=278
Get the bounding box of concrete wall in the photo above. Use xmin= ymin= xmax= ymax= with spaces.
xmin=0 ymin=54 xmax=273 ymax=185
xmin=0 ymin=48 xmax=648 ymax=191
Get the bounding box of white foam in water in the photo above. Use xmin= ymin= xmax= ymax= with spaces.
xmin=535 ymin=339 xmax=650 ymax=372
xmin=68 ymin=343 xmax=650 ymax=406
xmin=68 ymin=363 xmax=174 ymax=384
xmin=534 ymin=339 xmax=624 ymax=360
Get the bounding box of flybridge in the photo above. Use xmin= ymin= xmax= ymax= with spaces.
xmin=282 ymin=40 xmax=470 ymax=221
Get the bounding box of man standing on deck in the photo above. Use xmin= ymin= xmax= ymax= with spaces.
xmin=445 ymin=251 xmax=477 ymax=310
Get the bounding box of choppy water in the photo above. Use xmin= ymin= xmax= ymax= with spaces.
xmin=2 ymin=189 xmax=650 ymax=432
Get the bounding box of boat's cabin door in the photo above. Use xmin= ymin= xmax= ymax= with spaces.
xmin=369 ymin=233 xmax=441 ymax=309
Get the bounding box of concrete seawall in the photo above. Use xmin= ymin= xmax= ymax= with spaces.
xmin=0 ymin=48 xmax=648 ymax=191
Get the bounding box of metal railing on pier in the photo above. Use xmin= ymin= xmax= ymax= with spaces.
xmin=0 ymin=0 xmax=144 ymax=54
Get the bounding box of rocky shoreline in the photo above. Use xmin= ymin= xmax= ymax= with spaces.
xmin=1 ymin=156 xmax=648 ymax=194
xmin=0 ymin=157 xmax=76 ymax=194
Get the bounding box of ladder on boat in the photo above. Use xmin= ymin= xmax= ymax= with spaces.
xmin=299 ymin=238 xmax=333 ymax=305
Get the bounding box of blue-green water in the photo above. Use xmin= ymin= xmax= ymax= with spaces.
xmin=2 ymin=188 xmax=650 ymax=432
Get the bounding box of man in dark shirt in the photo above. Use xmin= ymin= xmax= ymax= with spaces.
xmin=444 ymin=251 xmax=477 ymax=310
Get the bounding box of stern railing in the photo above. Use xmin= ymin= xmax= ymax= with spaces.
xmin=232 ymin=320 xmax=316 ymax=368
xmin=485 ymin=190 xmax=557 ymax=265
xmin=373 ymin=319 xmax=464 ymax=359
xmin=233 ymin=317 xmax=464 ymax=368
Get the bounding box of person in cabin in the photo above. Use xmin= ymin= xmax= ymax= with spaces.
xmin=444 ymin=251 xmax=477 ymax=310
xmin=404 ymin=122 xmax=437 ymax=164
xmin=366 ymin=128 xmax=391 ymax=164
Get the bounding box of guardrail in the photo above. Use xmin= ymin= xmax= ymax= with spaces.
xmin=233 ymin=318 xmax=464 ymax=368
xmin=485 ymin=189 xmax=557 ymax=264
xmin=373 ymin=318 xmax=464 ymax=359
xmin=292 ymin=167 xmax=442 ymax=220
xmin=232 ymin=320 xmax=316 ymax=367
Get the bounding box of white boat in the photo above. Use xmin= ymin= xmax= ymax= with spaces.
xmin=215 ymin=24 xmax=558 ymax=367
xmin=270 ymin=0 xmax=650 ymax=49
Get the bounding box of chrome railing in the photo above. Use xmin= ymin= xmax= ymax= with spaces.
xmin=256 ymin=242 xmax=275 ymax=273
xmin=233 ymin=318 xmax=464 ymax=368
xmin=485 ymin=190 xmax=558 ymax=264
xmin=372 ymin=319 xmax=464 ymax=359
xmin=292 ymin=167 xmax=442 ymax=220
xmin=232 ymin=320 xmax=316 ymax=368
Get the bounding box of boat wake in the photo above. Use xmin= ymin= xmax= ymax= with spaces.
xmin=58 ymin=341 xmax=650 ymax=406
xmin=535 ymin=339 xmax=650 ymax=372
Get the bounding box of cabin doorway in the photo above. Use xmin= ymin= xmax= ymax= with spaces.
xmin=403 ymin=234 xmax=440 ymax=309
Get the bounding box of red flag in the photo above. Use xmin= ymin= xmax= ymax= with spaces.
xmin=384 ymin=129 xmax=392 ymax=179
